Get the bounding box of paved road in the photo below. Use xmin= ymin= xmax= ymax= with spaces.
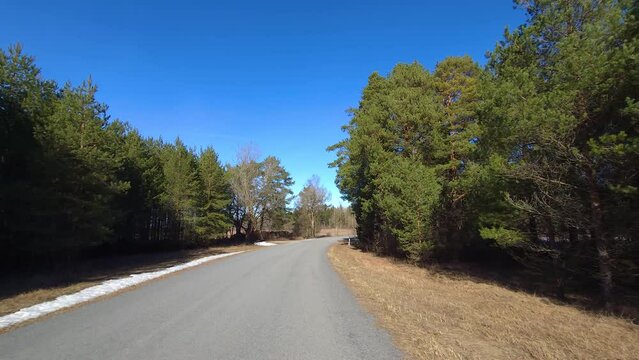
xmin=0 ymin=237 xmax=401 ymax=359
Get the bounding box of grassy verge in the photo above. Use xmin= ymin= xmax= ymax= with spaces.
xmin=0 ymin=244 xmax=256 ymax=317
xmin=328 ymin=242 xmax=639 ymax=360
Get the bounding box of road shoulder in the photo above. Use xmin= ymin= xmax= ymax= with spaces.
xmin=0 ymin=244 xmax=256 ymax=333
xmin=328 ymin=241 xmax=639 ymax=360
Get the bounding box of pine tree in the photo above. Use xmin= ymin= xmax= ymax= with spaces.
xmin=160 ymin=138 xmax=201 ymax=243
xmin=480 ymin=0 xmax=639 ymax=305
xmin=0 ymin=44 xmax=57 ymax=265
xmin=115 ymin=127 xmax=165 ymax=247
xmin=432 ymin=56 xmax=482 ymax=259
xmin=197 ymin=147 xmax=232 ymax=240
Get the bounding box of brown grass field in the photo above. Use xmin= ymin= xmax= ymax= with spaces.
xmin=0 ymin=244 xmax=256 ymax=317
xmin=328 ymin=242 xmax=639 ymax=360
xmin=316 ymin=228 xmax=356 ymax=237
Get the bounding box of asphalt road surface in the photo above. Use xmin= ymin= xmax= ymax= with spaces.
xmin=0 ymin=237 xmax=401 ymax=359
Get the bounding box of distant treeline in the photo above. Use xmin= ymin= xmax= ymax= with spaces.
xmin=292 ymin=175 xmax=356 ymax=238
xmin=330 ymin=0 xmax=638 ymax=307
xmin=0 ymin=44 xmax=237 ymax=269
xmin=0 ymin=45 xmax=349 ymax=270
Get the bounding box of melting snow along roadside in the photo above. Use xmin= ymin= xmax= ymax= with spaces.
xmin=0 ymin=251 xmax=245 ymax=329
xmin=254 ymin=241 xmax=277 ymax=247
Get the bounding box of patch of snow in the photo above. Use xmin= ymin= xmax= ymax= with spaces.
xmin=254 ymin=241 xmax=277 ymax=247
xmin=0 ymin=251 xmax=244 ymax=329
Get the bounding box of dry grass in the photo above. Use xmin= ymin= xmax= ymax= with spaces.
xmin=328 ymin=242 xmax=639 ymax=360
xmin=317 ymin=228 xmax=356 ymax=237
xmin=267 ymin=228 xmax=355 ymax=243
xmin=0 ymin=244 xmax=256 ymax=317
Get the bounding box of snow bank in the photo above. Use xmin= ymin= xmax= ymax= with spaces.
xmin=0 ymin=251 xmax=244 ymax=329
xmin=254 ymin=241 xmax=277 ymax=247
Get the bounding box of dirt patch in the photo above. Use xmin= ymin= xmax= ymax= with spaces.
xmin=328 ymin=242 xmax=639 ymax=360
xmin=0 ymin=244 xmax=256 ymax=318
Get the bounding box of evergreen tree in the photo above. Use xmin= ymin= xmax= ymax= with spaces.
xmin=480 ymin=0 xmax=639 ymax=306
xmin=432 ymin=56 xmax=482 ymax=258
xmin=258 ymin=156 xmax=294 ymax=231
xmin=115 ymin=127 xmax=165 ymax=248
xmin=44 ymin=79 xmax=129 ymax=250
xmin=197 ymin=147 xmax=232 ymax=240
xmin=160 ymin=138 xmax=201 ymax=243
xmin=0 ymin=44 xmax=57 ymax=265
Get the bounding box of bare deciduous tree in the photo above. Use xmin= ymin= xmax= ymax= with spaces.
xmin=228 ymin=145 xmax=293 ymax=239
xmin=296 ymin=175 xmax=331 ymax=238
xmin=228 ymin=145 xmax=261 ymax=237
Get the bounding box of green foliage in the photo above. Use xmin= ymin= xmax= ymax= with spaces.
xmin=44 ymin=79 xmax=129 ymax=248
xmin=330 ymin=57 xmax=481 ymax=259
xmin=479 ymin=227 xmax=525 ymax=247
xmin=197 ymin=147 xmax=232 ymax=239
xmin=227 ymin=151 xmax=294 ymax=238
xmin=374 ymin=157 xmax=441 ymax=260
xmin=258 ymin=156 xmax=294 ymax=230
xmin=160 ymin=139 xmax=200 ymax=225
xmin=0 ymin=45 xmax=236 ymax=267
xmin=482 ymin=0 xmax=639 ymax=302
xmin=330 ymin=0 xmax=639 ymax=302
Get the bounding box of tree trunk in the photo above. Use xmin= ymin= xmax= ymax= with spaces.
xmin=246 ymin=217 xmax=254 ymax=240
xmin=546 ymin=217 xmax=566 ymax=300
xmin=235 ymin=220 xmax=242 ymax=237
xmin=529 ymin=216 xmax=538 ymax=243
xmin=445 ymin=202 xmax=462 ymax=262
xmin=587 ymin=170 xmax=612 ymax=309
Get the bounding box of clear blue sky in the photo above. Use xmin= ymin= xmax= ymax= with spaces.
xmin=3 ymin=0 xmax=524 ymax=206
